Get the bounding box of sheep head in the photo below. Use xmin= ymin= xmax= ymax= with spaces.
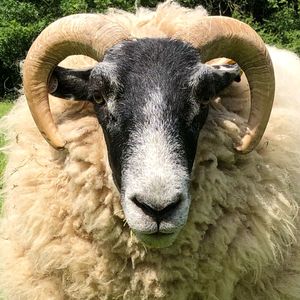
xmin=49 ymin=39 xmax=242 ymax=247
xmin=23 ymin=14 xmax=275 ymax=248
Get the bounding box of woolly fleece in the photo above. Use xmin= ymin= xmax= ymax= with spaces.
xmin=1 ymin=2 xmax=300 ymax=300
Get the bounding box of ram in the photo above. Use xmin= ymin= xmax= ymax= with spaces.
xmin=1 ymin=2 xmax=300 ymax=300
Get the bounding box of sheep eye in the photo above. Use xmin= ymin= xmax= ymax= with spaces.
xmin=93 ymin=91 xmax=107 ymax=106
xmin=202 ymin=97 xmax=210 ymax=105
xmin=94 ymin=97 xmax=106 ymax=105
xmin=198 ymin=97 xmax=211 ymax=110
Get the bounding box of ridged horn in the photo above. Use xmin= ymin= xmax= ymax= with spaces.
xmin=175 ymin=16 xmax=275 ymax=153
xmin=23 ymin=14 xmax=131 ymax=149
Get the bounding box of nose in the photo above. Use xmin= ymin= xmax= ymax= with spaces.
xmin=130 ymin=194 xmax=182 ymax=221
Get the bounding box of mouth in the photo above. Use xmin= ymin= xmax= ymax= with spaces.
xmin=133 ymin=230 xmax=179 ymax=248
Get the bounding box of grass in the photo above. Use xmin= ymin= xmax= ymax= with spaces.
xmin=0 ymin=100 xmax=13 ymax=299
xmin=0 ymin=100 xmax=14 ymax=210
xmin=0 ymin=102 xmax=13 ymax=116
xmin=0 ymin=101 xmax=13 ymax=169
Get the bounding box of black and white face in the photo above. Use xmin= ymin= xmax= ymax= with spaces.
xmin=51 ymin=38 xmax=241 ymax=248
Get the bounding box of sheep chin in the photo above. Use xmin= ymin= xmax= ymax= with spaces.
xmin=133 ymin=231 xmax=179 ymax=248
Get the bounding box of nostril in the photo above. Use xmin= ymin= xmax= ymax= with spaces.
xmin=130 ymin=194 xmax=183 ymax=220
xmin=161 ymin=195 xmax=182 ymax=216
xmin=131 ymin=196 xmax=157 ymax=217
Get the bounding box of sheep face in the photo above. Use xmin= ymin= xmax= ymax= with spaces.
xmin=51 ymin=38 xmax=241 ymax=248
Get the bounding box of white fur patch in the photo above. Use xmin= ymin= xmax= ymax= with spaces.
xmin=121 ymin=90 xmax=190 ymax=233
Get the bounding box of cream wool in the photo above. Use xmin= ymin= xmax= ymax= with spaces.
xmin=1 ymin=2 xmax=300 ymax=299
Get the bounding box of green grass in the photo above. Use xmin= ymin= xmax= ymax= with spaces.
xmin=0 ymin=102 xmax=13 ymax=117
xmin=0 ymin=101 xmax=13 ymax=171
xmin=0 ymin=101 xmax=14 ymax=211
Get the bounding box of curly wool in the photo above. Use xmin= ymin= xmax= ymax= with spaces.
xmin=1 ymin=2 xmax=300 ymax=300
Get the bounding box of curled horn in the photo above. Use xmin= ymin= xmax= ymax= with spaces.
xmin=23 ymin=14 xmax=131 ymax=149
xmin=175 ymin=17 xmax=275 ymax=153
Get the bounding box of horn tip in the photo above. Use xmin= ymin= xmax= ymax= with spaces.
xmin=42 ymin=132 xmax=66 ymax=151
xmin=235 ymin=134 xmax=253 ymax=154
xmin=51 ymin=140 xmax=66 ymax=151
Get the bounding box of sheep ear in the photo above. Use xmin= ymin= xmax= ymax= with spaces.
xmin=211 ymin=63 xmax=242 ymax=85
xmin=88 ymin=62 xmax=119 ymax=104
xmin=49 ymin=66 xmax=93 ymax=101
xmin=191 ymin=63 xmax=242 ymax=103
xmin=49 ymin=62 xmax=119 ymax=103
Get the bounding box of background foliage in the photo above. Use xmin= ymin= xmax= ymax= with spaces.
xmin=0 ymin=0 xmax=299 ymax=100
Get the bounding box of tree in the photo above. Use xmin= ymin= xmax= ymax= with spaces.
xmin=0 ymin=0 xmax=299 ymax=99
